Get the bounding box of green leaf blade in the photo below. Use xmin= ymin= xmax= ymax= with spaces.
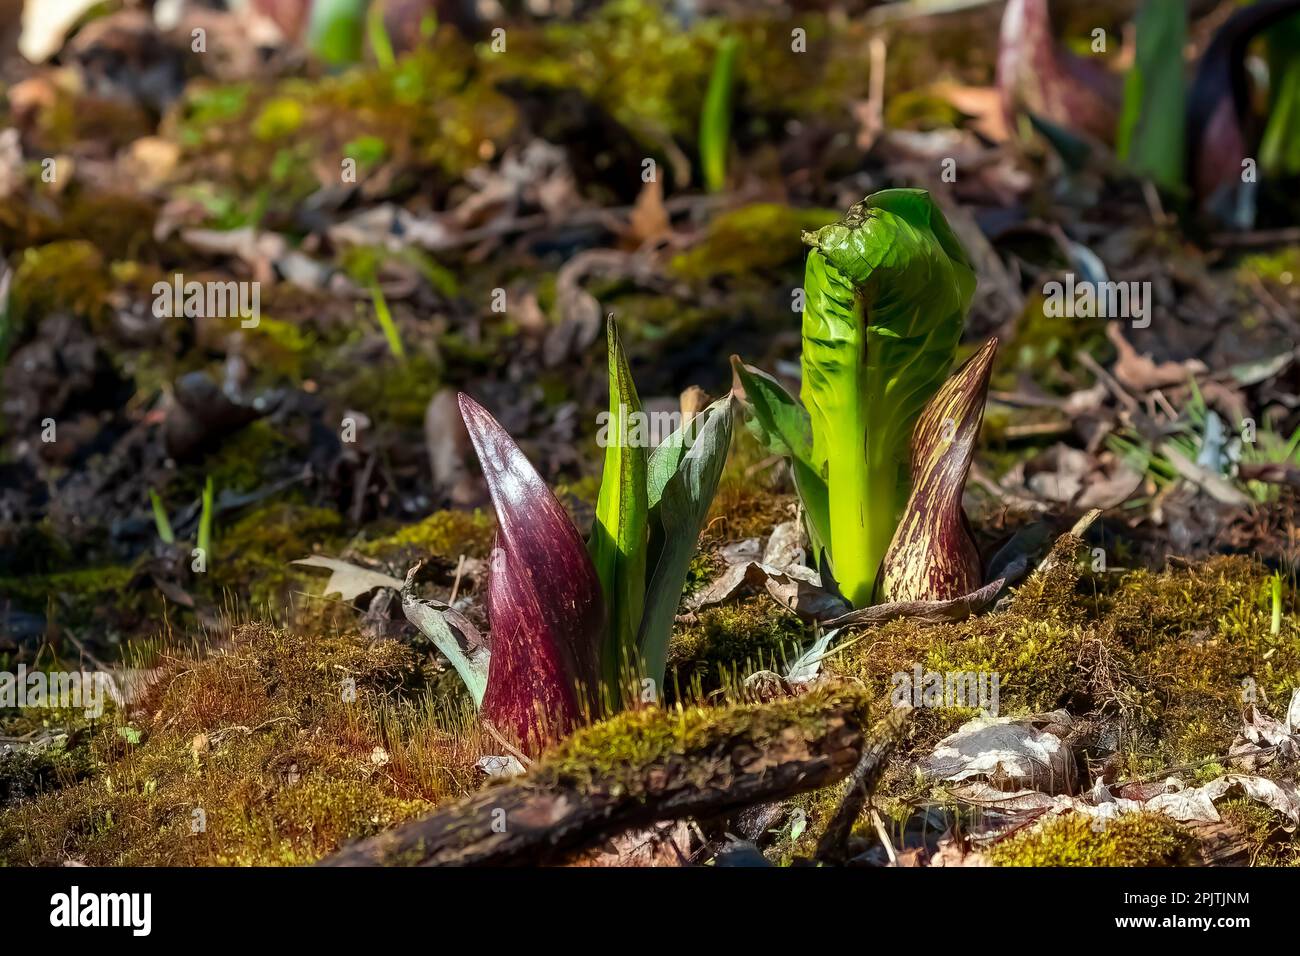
xmin=639 ymin=396 xmax=734 ymax=691
xmin=588 ymin=320 xmax=649 ymax=705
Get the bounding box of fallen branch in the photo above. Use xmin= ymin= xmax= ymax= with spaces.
xmin=322 ymin=685 xmax=870 ymax=866
xmin=815 ymin=706 xmax=913 ymax=862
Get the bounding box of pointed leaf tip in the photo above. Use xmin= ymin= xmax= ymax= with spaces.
xmin=457 ymin=392 xmax=605 ymax=755
xmin=880 ymin=337 xmax=998 ymax=603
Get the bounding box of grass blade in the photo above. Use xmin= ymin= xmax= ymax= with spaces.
xmin=149 ymin=490 xmax=175 ymax=544
xmin=700 ymin=36 xmax=740 ymax=193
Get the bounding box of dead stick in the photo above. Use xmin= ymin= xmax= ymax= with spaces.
xmin=322 ymin=686 xmax=870 ymax=866
xmin=814 ymin=706 xmax=913 ymax=863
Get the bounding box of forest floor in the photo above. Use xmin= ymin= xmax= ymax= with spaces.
xmin=1 ymin=0 xmax=1299 ymax=866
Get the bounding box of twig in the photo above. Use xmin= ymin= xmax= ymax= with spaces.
xmin=814 ymin=706 xmax=913 ymax=862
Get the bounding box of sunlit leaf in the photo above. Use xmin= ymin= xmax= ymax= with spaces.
xmin=1118 ymin=0 xmax=1187 ymax=191
xmin=639 ymin=396 xmax=734 ymax=691
xmin=401 ymin=565 xmax=489 ymax=707
xmin=730 ymin=356 xmax=830 ymax=563
xmin=588 ymin=319 xmax=648 ymax=703
xmin=800 ymin=188 xmax=976 ymax=607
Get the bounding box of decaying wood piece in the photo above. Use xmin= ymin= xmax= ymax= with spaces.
xmin=815 ymin=706 xmax=914 ymax=862
xmin=322 ymin=685 xmax=870 ymax=867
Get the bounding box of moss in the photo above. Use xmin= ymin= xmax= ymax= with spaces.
xmin=177 ymin=420 xmax=291 ymax=499
xmin=212 ymin=503 xmax=346 ymax=612
xmin=989 ymin=812 xmax=1198 ymax=866
xmin=252 ymin=96 xmax=307 ymax=142
xmin=6 ymin=240 xmax=110 ymax=345
xmin=667 ymin=598 xmax=806 ymax=700
xmin=1218 ymin=798 xmax=1300 ymax=866
xmin=0 ymin=565 xmax=140 ymax=631
xmin=335 ymin=353 xmax=443 ymax=429
xmin=0 ymin=623 xmax=484 ymax=865
xmin=240 ymin=317 xmax=318 ymax=381
xmin=361 ymin=509 xmax=495 ymax=563
xmin=0 ymin=736 xmax=98 ymax=807
xmin=669 ymin=203 xmax=838 ymax=282
xmin=536 ymin=683 xmax=868 ymax=793
xmin=829 ymin=549 xmax=1300 ymax=775
xmin=994 ymin=292 xmax=1111 ymax=394
xmin=1238 ymin=247 xmax=1300 ymax=285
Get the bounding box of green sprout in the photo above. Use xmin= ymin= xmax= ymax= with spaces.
xmin=367 ymin=1 xmax=396 ymax=70
xmin=735 ymin=189 xmax=994 ymax=608
xmin=370 ymin=283 xmax=406 ymax=360
xmin=197 ymin=477 xmax=215 ymax=560
xmin=700 ymin=36 xmax=740 ymax=194
xmin=1272 ymin=572 xmax=1284 ymax=638
xmin=149 ymin=490 xmax=175 ymax=544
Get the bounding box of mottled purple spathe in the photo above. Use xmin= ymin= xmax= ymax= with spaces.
xmin=458 ymin=394 xmax=605 ymax=755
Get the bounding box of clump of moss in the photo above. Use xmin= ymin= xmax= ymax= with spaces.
xmin=994 ymin=292 xmax=1111 ymax=394
xmin=829 ymin=548 xmax=1298 ymax=777
xmin=0 ymin=736 xmax=98 ymax=807
xmin=0 ymin=623 xmax=486 ymax=865
xmin=670 ymin=203 xmax=838 ymax=282
xmin=537 ymin=683 xmax=868 ymax=793
xmin=988 ymin=812 xmax=1198 ymax=866
xmin=335 ymin=353 xmax=444 ymax=429
xmin=0 ymin=565 xmax=139 ymax=631
xmin=5 ymin=240 xmax=110 ymax=348
xmin=361 ymin=509 xmax=495 ymax=564
xmin=1217 ymin=798 xmax=1300 ymax=866
xmin=667 ymin=598 xmax=806 ymax=700
xmin=212 ymin=503 xmax=346 ymax=612
xmin=1100 ymin=556 xmax=1300 ymax=769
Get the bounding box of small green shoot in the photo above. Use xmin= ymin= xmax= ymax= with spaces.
xmin=1272 ymin=572 xmax=1283 ymax=638
xmin=367 ymin=1 xmax=397 ymax=70
xmin=197 ymin=477 xmax=215 ymax=559
xmin=370 ymin=283 xmax=406 ymax=360
xmin=149 ymin=490 xmax=175 ymax=544
xmin=700 ymin=36 xmax=740 ymax=194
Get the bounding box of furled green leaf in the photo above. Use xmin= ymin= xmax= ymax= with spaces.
xmin=880 ymin=338 xmax=998 ymax=603
xmin=1117 ymin=0 xmax=1187 ymax=190
xmin=639 ymin=396 xmax=734 ymax=691
xmin=800 ymin=188 xmax=976 ymax=607
xmin=729 ymin=356 xmax=830 ymax=564
xmin=588 ymin=319 xmax=649 ymax=703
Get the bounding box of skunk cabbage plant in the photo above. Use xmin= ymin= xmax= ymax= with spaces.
xmin=735 ymin=188 xmax=995 ymax=608
xmin=458 ymin=393 xmax=605 ymax=752
xmin=421 ymin=323 xmax=733 ymax=753
xmin=879 ymin=338 xmax=997 ymax=602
